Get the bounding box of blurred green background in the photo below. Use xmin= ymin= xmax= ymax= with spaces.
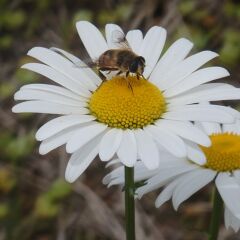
xmin=0 ymin=0 xmax=240 ymax=239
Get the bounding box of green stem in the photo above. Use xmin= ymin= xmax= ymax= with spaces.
xmin=124 ymin=166 xmax=135 ymax=240
xmin=208 ymin=186 xmax=223 ymax=240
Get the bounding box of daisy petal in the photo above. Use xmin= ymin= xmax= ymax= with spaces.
xmin=66 ymin=123 xmax=107 ymax=153
xmin=155 ymin=178 xmax=180 ymax=208
xmin=169 ymin=86 xmax=240 ymax=105
xmin=65 ymin=133 xmax=103 ymax=183
xmin=164 ymin=67 xmax=230 ymax=98
xmin=145 ymin=125 xmax=186 ymax=158
xmin=105 ymin=158 xmax=120 ymax=168
xmin=99 ymin=129 xmax=123 ymax=162
xmin=36 ymin=115 xmax=95 ymax=141
xmin=117 ymin=130 xmax=137 ymax=167
xmin=198 ymin=122 xmax=222 ymax=135
xmin=126 ymin=29 xmax=143 ymax=53
xmin=27 ymin=47 xmax=95 ymax=92
xmin=12 ymin=101 xmax=89 ymax=115
xmin=39 ymin=126 xmax=80 ymax=154
xmin=14 ymin=89 xmax=86 ymax=107
xmin=22 ymin=63 xmax=91 ymax=97
xmin=184 ymin=140 xmax=207 ymax=165
xmin=224 ymin=207 xmax=240 ymax=232
xmin=150 ymin=38 xmax=193 ymax=85
xmin=156 ymin=119 xmax=211 ymax=147
xmin=216 ymin=173 xmax=240 ymax=219
xmin=173 ymin=169 xmax=216 ymax=210
xmin=136 ymin=161 xmax=197 ymax=199
xmin=164 ymin=105 xmax=234 ymax=123
xmin=106 ymin=162 xmax=160 ymax=187
xmin=160 ymin=51 xmax=218 ymax=91
xmin=139 ymin=26 xmax=166 ymax=78
xmin=20 ymin=83 xmax=86 ymax=101
xmin=223 ymin=123 xmax=238 ymax=134
xmin=233 ymin=170 xmax=240 ymax=185
xmin=134 ymin=129 xmax=159 ymax=170
xmin=76 ymin=21 xmax=108 ymax=59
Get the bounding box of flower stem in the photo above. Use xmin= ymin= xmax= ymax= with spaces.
xmin=124 ymin=166 xmax=135 ymax=240
xmin=208 ymin=186 xmax=223 ymax=240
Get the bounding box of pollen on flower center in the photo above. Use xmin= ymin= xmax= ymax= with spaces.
xmin=89 ymin=76 xmax=166 ymax=129
xmin=201 ymin=133 xmax=240 ymax=172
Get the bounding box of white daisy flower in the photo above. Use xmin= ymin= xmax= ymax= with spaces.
xmin=104 ymin=116 xmax=240 ymax=232
xmin=13 ymin=21 xmax=240 ymax=183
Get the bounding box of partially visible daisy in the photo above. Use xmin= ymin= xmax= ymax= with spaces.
xmin=104 ymin=116 xmax=240 ymax=232
xmin=13 ymin=21 xmax=240 ymax=183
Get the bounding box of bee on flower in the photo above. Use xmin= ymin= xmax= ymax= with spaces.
xmin=13 ymin=21 xmax=240 ymax=183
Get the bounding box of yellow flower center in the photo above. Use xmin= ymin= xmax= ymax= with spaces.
xmin=89 ymin=76 xmax=166 ymax=129
xmin=201 ymin=133 xmax=240 ymax=171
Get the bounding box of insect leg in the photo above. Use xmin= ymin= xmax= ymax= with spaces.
xmin=117 ymin=71 xmax=123 ymax=75
xmin=125 ymin=77 xmax=134 ymax=94
xmin=98 ymin=70 xmax=107 ymax=81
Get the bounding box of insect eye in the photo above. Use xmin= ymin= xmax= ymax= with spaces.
xmin=129 ymin=60 xmax=138 ymax=72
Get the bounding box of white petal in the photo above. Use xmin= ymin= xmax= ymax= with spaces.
xmin=159 ymin=51 xmax=218 ymax=90
xmin=156 ymin=119 xmax=211 ymax=147
xmin=76 ymin=21 xmax=108 ymax=59
xmin=65 ymin=133 xmax=103 ymax=183
xmin=36 ymin=115 xmax=95 ymax=141
xmin=150 ymin=38 xmax=193 ymax=85
xmin=139 ymin=26 xmax=166 ymax=78
xmin=168 ymin=83 xmax=235 ymax=106
xmin=27 ymin=47 xmax=95 ymax=92
xmin=216 ymin=173 xmax=240 ymax=219
xmin=134 ymin=129 xmax=159 ymax=170
xmin=14 ymin=89 xmax=86 ymax=107
xmin=22 ymin=63 xmax=91 ymax=97
xmin=225 ymin=206 xmax=231 ymax=230
xmin=136 ymin=161 xmax=197 ymax=199
xmin=117 ymin=130 xmax=137 ymax=167
xmin=106 ymin=162 xmax=160 ymax=187
xmin=164 ymin=104 xmax=234 ymax=123
xmin=224 ymin=207 xmax=240 ymax=232
xmin=164 ymin=67 xmax=230 ymax=97
xmin=234 ymin=170 xmax=240 ymax=185
xmin=12 ymin=101 xmax=89 ymax=115
xmin=198 ymin=122 xmax=222 ymax=135
xmin=105 ymin=24 xmax=124 ymax=49
xmin=50 ymin=47 xmax=102 ymax=86
xmin=169 ymin=86 xmax=240 ymax=105
xmin=184 ymin=140 xmax=206 ymax=165
xmin=172 ymin=169 xmax=216 ymax=210
xmin=105 ymin=158 xmax=120 ymax=168
xmin=39 ymin=126 xmax=80 ymax=154
xmin=99 ymin=129 xmax=123 ymax=162
xmin=66 ymin=123 xmax=107 ymax=153
xmin=126 ymin=30 xmax=143 ymax=53
xmin=155 ymin=178 xmax=180 ymax=208
xmin=145 ymin=125 xmax=187 ymax=158
xmin=21 ymin=83 xmax=86 ymax=101
xmin=223 ymin=124 xmax=237 ymax=134
xmin=223 ymin=119 xmax=240 ymax=134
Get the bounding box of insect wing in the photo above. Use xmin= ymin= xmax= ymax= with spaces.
xmin=73 ymin=58 xmax=97 ymax=68
xmin=51 ymin=47 xmax=98 ymax=69
xmin=111 ymin=30 xmax=131 ymax=49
